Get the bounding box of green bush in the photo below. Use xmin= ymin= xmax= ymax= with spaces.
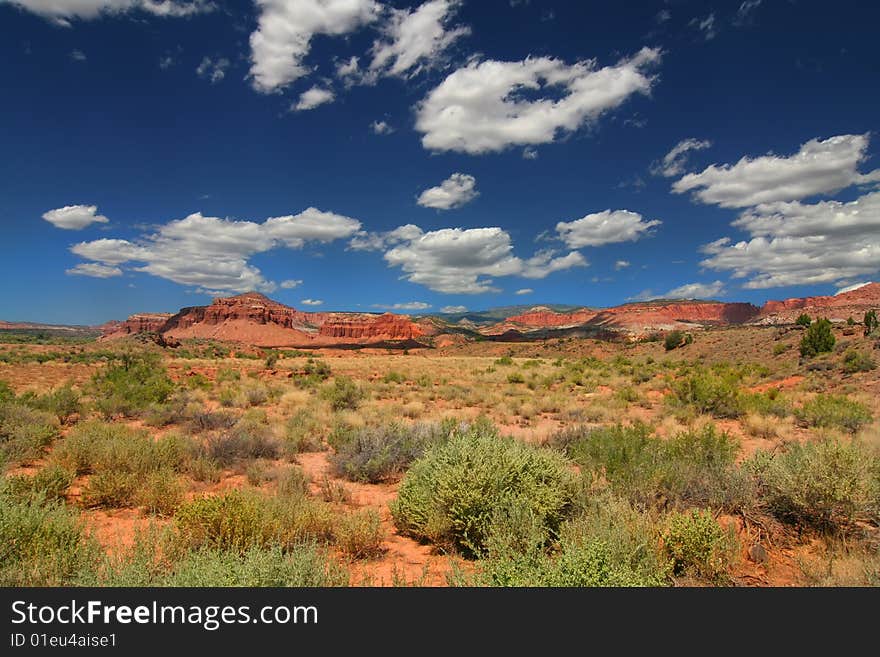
xmin=796 ymin=313 xmax=812 ymax=327
xmin=283 ymin=410 xmax=324 ymax=453
xmin=800 ymin=318 xmax=835 ymax=358
xmin=773 ymin=342 xmax=791 ymax=356
xmin=277 ymin=466 xmax=310 ymax=497
xmin=81 ymin=470 xmax=139 ymax=508
xmin=670 ymin=369 xmax=743 ymax=418
xmin=506 ymin=372 xmax=525 ymax=384
xmin=334 ymin=509 xmax=384 ymax=559
xmin=1 ymin=464 xmax=74 ymax=503
xmin=185 ymin=456 xmax=222 ymax=483
xmin=662 ymin=509 xmax=736 ymax=581
xmin=0 ymin=380 xmax=14 ymax=403
xmin=864 ymin=310 xmax=878 ymax=337
xmin=204 ymin=422 xmax=281 ymax=466
xmin=740 ymin=389 xmax=791 ymax=418
xmin=754 ymin=438 xmax=879 ymax=529
xmin=321 ymin=377 xmax=365 ymax=411
xmin=795 ymin=394 xmax=872 ymax=433
xmin=0 ymin=493 xmax=97 ymax=585
xmin=0 ymin=402 xmax=59 ymax=466
xmin=842 ymin=349 xmax=876 ymax=374
xmin=664 ymin=331 xmax=685 ymax=351
xmin=90 ymin=352 xmax=175 ymax=417
xmin=330 ymin=420 xmax=455 ymax=483
xmin=172 ymin=490 xmax=333 ymax=554
xmin=19 ymin=385 xmax=82 ymax=424
xmin=391 ymin=422 xmax=576 ymax=557
xmin=137 ymin=468 xmax=184 ymax=516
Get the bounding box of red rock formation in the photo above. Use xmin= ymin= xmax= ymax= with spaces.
xmin=161 ymin=293 xmax=322 ymax=333
xmin=101 ymin=313 xmax=173 ymax=339
xmin=757 ymin=283 xmax=880 ymax=323
xmin=507 ymin=307 xmax=598 ymax=327
xmin=319 ymin=313 xmax=427 ymax=340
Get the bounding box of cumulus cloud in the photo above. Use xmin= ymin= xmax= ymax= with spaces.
xmin=370 ymin=120 xmax=394 ymax=135
xmin=614 ymin=260 xmax=630 ymax=270
xmin=417 ymin=173 xmax=478 ymax=210
xmin=42 ymin=204 xmax=109 ymax=230
xmin=196 ymin=56 xmax=229 ymax=83
xmin=415 ymin=47 xmax=661 ymax=154
xmin=248 ymin=0 xmax=380 ymax=93
xmin=555 ymin=209 xmax=661 ymax=248
xmin=4 ymin=0 xmax=213 ymax=24
xmin=701 ymin=190 xmax=880 ymax=289
xmin=280 ymin=279 xmax=302 ymax=289
xmin=650 ymin=138 xmax=712 ymax=177
xmin=522 ymin=147 xmax=538 ymax=160
xmin=65 ymin=262 xmax=122 ymax=278
xmin=628 ymin=280 xmax=726 ymax=302
xmin=514 ymin=288 xmax=533 ymax=295
xmin=383 ymin=225 xmax=586 ymax=294
xmin=673 ymin=134 xmax=880 ymax=208
xmin=372 ymin=301 xmax=431 ymax=311
xmin=69 ymin=208 xmax=361 ymax=293
xmin=369 ymin=0 xmax=468 ymax=77
xmin=441 ymin=305 xmax=467 ymax=313
xmin=292 ymin=86 xmax=335 ymax=111
xmin=300 ymin=298 xmax=323 ymax=306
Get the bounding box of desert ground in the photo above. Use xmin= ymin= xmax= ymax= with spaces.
xmin=2 ymin=323 xmax=879 ymax=587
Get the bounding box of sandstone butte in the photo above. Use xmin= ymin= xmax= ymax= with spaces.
xmin=101 ymin=292 xmax=433 ymax=347
xmin=97 ymin=283 xmax=880 ymax=346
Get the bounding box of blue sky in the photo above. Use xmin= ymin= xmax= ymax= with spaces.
xmin=1 ymin=0 xmax=879 ymax=325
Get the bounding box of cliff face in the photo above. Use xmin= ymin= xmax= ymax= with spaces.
xmin=757 ymin=283 xmax=880 ymax=324
xmin=506 ymin=308 xmax=598 ymax=327
xmin=101 ymin=313 xmax=173 ymax=338
xmin=318 ymin=313 xmax=427 ymax=340
xmin=161 ymin=293 xmax=320 ymax=333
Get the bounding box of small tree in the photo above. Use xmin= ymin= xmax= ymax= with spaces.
xmin=795 ymin=313 xmax=812 ymax=327
xmin=664 ymin=330 xmax=685 ymax=351
xmin=846 ymin=316 xmax=855 ymax=326
xmin=800 ymin=318 xmax=835 ymax=358
xmin=864 ymin=310 xmax=878 ymax=337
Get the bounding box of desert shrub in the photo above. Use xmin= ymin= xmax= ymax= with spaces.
xmin=0 ymin=380 xmax=14 ymax=403
xmin=494 ymin=356 xmax=514 ymax=366
xmin=277 ymin=466 xmax=310 ymax=497
xmin=172 ymin=490 xmax=333 ymax=554
xmin=551 ymin=423 xmax=748 ymax=511
xmin=670 ymin=369 xmax=743 ymax=418
xmin=752 ymin=438 xmax=879 ymax=529
xmin=330 ymin=420 xmax=455 ymax=484
xmin=740 ymin=389 xmax=791 ymax=418
xmin=0 ymin=493 xmax=97 ymax=585
xmin=391 ymin=422 xmax=576 ymax=557
xmin=321 ymin=377 xmax=365 ymax=411
xmin=773 ymin=342 xmax=791 ymax=356
xmin=842 ymin=349 xmax=876 ymax=374
xmin=283 ymin=410 xmax=324 ymax=453
xmin=90 ymin=352 xmax=175 ymax=417
xmin=204 ymin=421 xmax=281 ymax=467
xmin=383 ymin=371 xmax=406 ymax=384
xmin=662 ymin=509 xmax=736 ymax=581
xmin=334 ymin=509 xmax=384 ymax=559
xmin=796 ymin=313 xmax=812 ymax=327
xmin=795 ymin=394 xmax=872 ymax=433
xmin=800 ymin=318 xmax=835 ymax=358
xmin=864 ymin=310 xmax=878 ymax=337
xmin=185 ymin=456 xmax=222 ymax=483
xmin=241 ymin=383 xmax=269 ymax=407
xmin=163 ymin=545 xmax=348 ymax=587
xmin=664 ymin=331 xmax=685 ymax=351
xmin=137 ymin=468 xmax=184 ymax=516
xmin=474 ymin=496 xmax=670 ymax=587
xmin=1 ymin=464 xmax=74 ymax=503
xmin=0 ymin=402 xmax=59 ymax=466
xmin=246 ymin=461 xmax=268 ymax=486
xmin=81 ymin=470 xmax=139 ymax=508
xmin=19 ymin=385 xmax=81 ymax=424
xmin=188 ymin=409 xmax=237 ymax=433
xmin=506 ymin=372 xmax=525 ymax=384
xmin=317 ymin=475 xmax=351 ymax=504
xmin=264 ymin=351 xmax=280 ymax=368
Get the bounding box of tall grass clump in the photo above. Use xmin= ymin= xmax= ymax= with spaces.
xmin=391 ymin=422 xmax=576 ymax=557
xmin=795 ymin=394 xmax=872 ymax=433
xmin=0 ymin=402 xmax=59 ymax=466
xmin=90 ymin=351 xmax=175 ymax=418
xmin=321 ymin=377 xmax=365 ymax=411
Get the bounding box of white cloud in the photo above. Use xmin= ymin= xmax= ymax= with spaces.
xmin=514 ymin=288 xmax=533 ymax=295
xmin=280 ymin=279 xmax=302 ymax=289
xmin=196 ymin=56 xmax=229 ymax=83
xmin=690 ymin=13 xmax=717 ymax=40
xmin=650 ymin=138 xmax=712 ymax=177
xmin=369 ymin=0 xmax=468 ymax=77
xmin=69 ymin=208 xmax=361 ymax=293
xmin=673 ymin=134 xmax=880 ymax=208
xmin=70 ymin=49 xmax=87 ymax=61
xmin=383 ymin=225 xmax=586 ymax=294
xmin=614 ymin=260 xmax=630 ymax=270
xmin=370 ymin=120 xmax=394 ymax=135
xmin=373 ymin=301 xmax=431 ymax=311
xmin=248 ymin=0 xmax=380 ymax=93
xmin=417 ymin=173 xmax=478 ymax=210
xmin=301 ymin=298 xmax=323 ymax=306
xmin=835 ymin=281 xmax=871 ymax=295
xmin=556 ymin=209 xmax=661 ymax=248
xmin=664 ymin=280 xmax=726 ymax=299
xmin=522 ymin=147 xmax=538 ymax=160
xmin=292 ymin=86 xmax=335 ymax=111
xmin=65 ymin=262 xmax=122 ymax=278
xmin=701 ymin=190 xmax=880 ymax=289
xmin=440 ymin=305 xmax=467 ymax=313
xmin=42 ymin=204 xmax=109 ymax=230
xmin=734 ymin=0 xmax=762 ymax=26
xmin=415 ymin=47 xmax=661 ymax=154
xmin=4 ymin=0 xmax=212 ymax=23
